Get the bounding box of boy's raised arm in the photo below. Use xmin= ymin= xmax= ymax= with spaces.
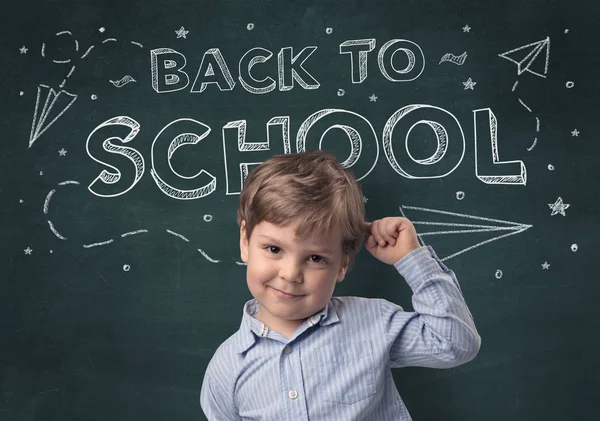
xmin=365 ymin=217 xmax=481 ymax=368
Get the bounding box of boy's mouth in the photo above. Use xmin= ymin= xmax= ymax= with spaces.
xmin=269 ymin=286 xmax=304 ymax=299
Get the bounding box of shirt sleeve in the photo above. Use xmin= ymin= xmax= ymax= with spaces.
xmin=380 ymin=245 xmax=481 ymax=369
xmin=200 ymin=369 xmax=241 ymax=421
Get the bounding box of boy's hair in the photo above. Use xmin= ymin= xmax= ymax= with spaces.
xmin=237 ymin=149 xmax=366 ymax=266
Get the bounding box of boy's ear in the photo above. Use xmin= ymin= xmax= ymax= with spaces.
xmin=336 ymin=256 xmax=350 ymax=283
xmin=239 ymin=220 xmax=249 ymax=263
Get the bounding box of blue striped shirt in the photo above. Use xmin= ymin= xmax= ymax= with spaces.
xmin=200 ymin=246 xmax=481 ymax=420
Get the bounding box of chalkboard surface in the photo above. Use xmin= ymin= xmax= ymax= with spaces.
xmin=1 ymin=1 xmax=599 ymax=420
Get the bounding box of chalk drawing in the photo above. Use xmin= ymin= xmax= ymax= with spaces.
xmin=326 ymin=28 xmax=333 ymax=34
xmin=401 ymin=205 xmax=532 ymax=262
xmin=29 ymin=85 xmax=77 ymax=147
xmin=175 ymin=26 xmax=189 ymax=39
xmin=462 ymin=25 xmax=471 ymax=33
xmin=19 ymin=46 xmax=28 ymax=54
xmin=166 ymin=229 xmax=190 ymax=242
xmin=571 ymin=129 xmax=579 ymax=137
xmin=198 ymin=249 xmax=220 ymax=263
xmin=499 ymin=37 xmax=550 ymax=78
xmin=439 ymin=51 xmax=467 ymax=65
xmin=58 ymin=148 xmax=67 ymax=156
xmin=109 ymin=75 xmax=136 ymax=88
xmin=363 ymin=195 xmax=369 ymax=204
xmin=548 ymin=164 xmax=554 ymax=171
xmin=463 ymin=78 xmax=476 ymax=90
xmin=527 ymin=138 xmax=537 ymax=151
xmin=541 ymin=261 xmax=550 ymax=269
xmin=571 ymin=244 xmax=578 ymax=252
xmin=495 ymin=270 xmax=503 ymax=279
xmin=247 ymin=23 xmax=255 ymax=31
xmin=369 ymin=94 xmax=378 ymax=102
xmin=203 ymin=215 xmax=213 ymax=222
xmin=548 ymin=197 xmax=570 ymax=216
xmin=24 ymin=247 xmax=33 ymax=255
xmin=518 ymin=98 xmax=532 ymax=113
xmin=456 ymin=191 xmax=465 ymax=200
xmin=121 ymin=230 xmax=148 ymax=237
xmin=123 ymin=264 xmax=131 ymax=271
xmin=566 ymin=81 xmax=574 ymax=88
xmin=83 ymin=239 xmax=114 ymax=248
xmin=337 ymin=89 xmax=345 ymax=96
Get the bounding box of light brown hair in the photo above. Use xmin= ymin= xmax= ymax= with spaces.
xmin=237 ymin=150 xmax=366 ymax=266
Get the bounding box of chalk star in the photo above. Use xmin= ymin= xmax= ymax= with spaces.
xmin=175 ymin=26 xmax=189 ymax=39
xmin=548 ymin=197 xmax=570 ymax=216
xmin=363 ymin=195 xmax=369 ymax=203
xmin=462 ymin=25 xmax=471 ymax=33
xmin=19 ymin=46 xmax=28 ymax=54
xmin=58 ymin=148 xmax=67 ymax=156
xmin=541 ymin=261 xmax=550 ymax=270
xmin=369 ymin=94 xmax=378 ymax=102
xmin=571 ymin=129 xmax=579 ymax=137
xmin=463 ymin=77 xmax=476 ymax=90
xmin=24 ymin=247 xmax=33 ymax=255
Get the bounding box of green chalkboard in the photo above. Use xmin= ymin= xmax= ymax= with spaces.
xmin=1 ymin=0 xmax=599 ymax=420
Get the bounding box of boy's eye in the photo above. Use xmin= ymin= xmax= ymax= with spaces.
xmin=266 ymin=246 xmax=280 ymax=254
xmin=310 ymin=255 xmax=327 ymax=264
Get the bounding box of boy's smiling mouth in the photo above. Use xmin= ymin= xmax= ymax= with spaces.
xmin=269 ymin=286 xmax=305 ymax=299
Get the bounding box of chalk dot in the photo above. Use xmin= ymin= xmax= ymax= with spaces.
xmin=20 ymin=91 xmax=24 ymax=96
xmin=495 ymin=270 xmax=503 ymax=279
xmin=123 ymin=264 xmax=131 ymax=271
xmin=337 ymin=88 xmax=345 ymax=97
xmin=564 ymin=29 xmax=569 ymax=33
xmin=39 ymin=171 xmax=43 ymax=176
xmin=548 ymin=164 xmax=555 ymax=171
xmin=571 ymin=243 xmax=578 ymax=252
xmin=91 ymin=94 xmax=98 ymax=100
xmin=203 ymin=214 xmax=213 ymax=222
xmin=50 ymin=250 xmax=53 ymax=253
xmin=99 ymin=27 xmax=106 ymax=33
xmin=456 ymin=191 xmax=465 ymax=200
xmin=247 ymin=23 xmax=254 ymax=31
xmin=19 ymin=199 xmax=23 ymax=203
xmin=566 ymin=81 xmax=575 ymax=89
xmin=325 ymin=27 xmax=333 ymax=34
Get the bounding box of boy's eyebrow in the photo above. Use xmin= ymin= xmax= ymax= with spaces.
xmin=258 ymin=234 xmax=335 ymax=254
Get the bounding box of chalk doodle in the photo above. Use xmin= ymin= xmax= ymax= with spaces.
xmin=326 ymin=27 xmax=333 ymax=34
xmin=571 ymin=129 xmax=579 ymax=137
xmin=498 ymin=37 xmax=550 ymax=149
xmin=42 ymin=180 xmax=222 ymax=263
xmin=566 ymin=81 xmax=574 ymax=88
xmin=463 ymin=78 xmax=476 ymax=90
xmin=26 ymin=29 xmax=144 ymax=147
xmin=499 ymin=37 xmax=550 ymax=78
xmin=439 ymin=51 xmax=467 ymax=66
xmin=175 ymin=26 xmax=189 ymax=39
xmin=401 ymin=205 xmax=532 ymax=262
xmin=495 ymin=270 xmax=503 ymax=279
xmin=462 ymin=25 xmax=471 ymax=33
xmin=571 ymin=244 xmax=578 ymax=252
xmin=456 ymin=191 xmax=465 ymax=200
xmin=369 ymin=94 xmax=378 ymax=102
xmin=247 ymin=23 xmax=254 ymax=31
xmin=527 ymin=138 xmax=537 ymax=151
xmin=58 ymin=148 xmax=67 ymax=156
xmin=548 ymin=197 xmax=570 ymax=216
xmin=19 ymin=46 xmax=28 ymax=54
xmin=109 ymin=75 xmax=137 ymax=88
xmin=541 ymin=261 xmax=550 ymax=269
xmin=24 ymin=247 xmax=33 ymax=255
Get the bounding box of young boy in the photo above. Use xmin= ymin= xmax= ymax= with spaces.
xmin=200 ymin=150 xmax=481 ymax=420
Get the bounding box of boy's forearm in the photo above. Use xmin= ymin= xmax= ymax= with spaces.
xmin=389 ymin=245 xmax=481 ymax=368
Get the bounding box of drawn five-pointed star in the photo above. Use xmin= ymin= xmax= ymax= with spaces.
xmin=175 ymin=26 xmax=189 ymax=39
xmin=462 ymin=25 xmax=471 ymax=33
xmin=58 ymin=148 xmax=67 ymax=156
xmin=24 ymin=247 xmax=33 ymax=255
xmin=548 ymin=197 xmax=570 ymax=216
xmin=463 ymin=77 xmax=476 ymax=90
xmin=369 ymin=94 xmax=378 ymax=102
xmin=19 ymin=46 xmax=28 ymax=54
xmin=571 ymin=129 xmax=580 ymax=137
xmin=541 ymin=261 xmax=550 ymax=270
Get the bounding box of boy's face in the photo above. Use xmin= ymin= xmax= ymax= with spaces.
xmin=240 ymin=219 xmax=348 ymax=337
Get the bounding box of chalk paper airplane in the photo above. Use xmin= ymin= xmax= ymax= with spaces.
xmin=498 ymin=37 xmax=550 ymax=78
xmin=29 ymin=84 xmax=78 ymax=148
xmin=400 ymin=205 xmax=532 ymax=262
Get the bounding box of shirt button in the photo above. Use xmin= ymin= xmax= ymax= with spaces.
xmin=283 ymin=346 xmax=292 ymax=354
xmin=288 ymin=390 xmax=298 ymax=400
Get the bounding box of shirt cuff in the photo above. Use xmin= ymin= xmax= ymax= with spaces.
xmin=393 ymin=245 xmax=446 ymax=288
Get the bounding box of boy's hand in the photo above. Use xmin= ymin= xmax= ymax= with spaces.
xmin=363 ymin=217 xmax=421 ymax=265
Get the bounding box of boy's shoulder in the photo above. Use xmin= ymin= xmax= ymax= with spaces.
xmin=204 ymin=327 xmax=248 ymax=380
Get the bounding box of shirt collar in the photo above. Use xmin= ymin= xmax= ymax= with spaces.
xmin=235 ymin=298 xmax=340 ymax=354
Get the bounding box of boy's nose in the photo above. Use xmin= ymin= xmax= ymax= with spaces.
xmin=278 ymin=260 xmax=302 ymax=283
